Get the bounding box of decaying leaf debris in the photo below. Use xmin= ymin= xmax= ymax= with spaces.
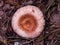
xmin=0 ymin=0 xmax=60 ymax=45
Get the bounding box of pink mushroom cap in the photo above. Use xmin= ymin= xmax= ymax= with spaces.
xmin=11 ymin=5 xmax=45 ymax=38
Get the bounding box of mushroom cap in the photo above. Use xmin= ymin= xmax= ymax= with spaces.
xmin=12 ymin=5 xmax=45 ymax=38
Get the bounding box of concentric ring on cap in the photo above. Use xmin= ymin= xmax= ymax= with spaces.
xmin=12 ymin=5 xmax=45 ymax=38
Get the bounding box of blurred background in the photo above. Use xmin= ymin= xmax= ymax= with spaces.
xmin=0 ymin=0 xmax=60 ymax=45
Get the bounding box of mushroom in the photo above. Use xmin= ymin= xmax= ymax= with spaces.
xmin=11 ymin=5 xmax=45 ymax=38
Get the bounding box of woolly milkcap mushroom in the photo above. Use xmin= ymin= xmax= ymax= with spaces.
xmin=12 ymin=5 xmax=45 ymax=38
